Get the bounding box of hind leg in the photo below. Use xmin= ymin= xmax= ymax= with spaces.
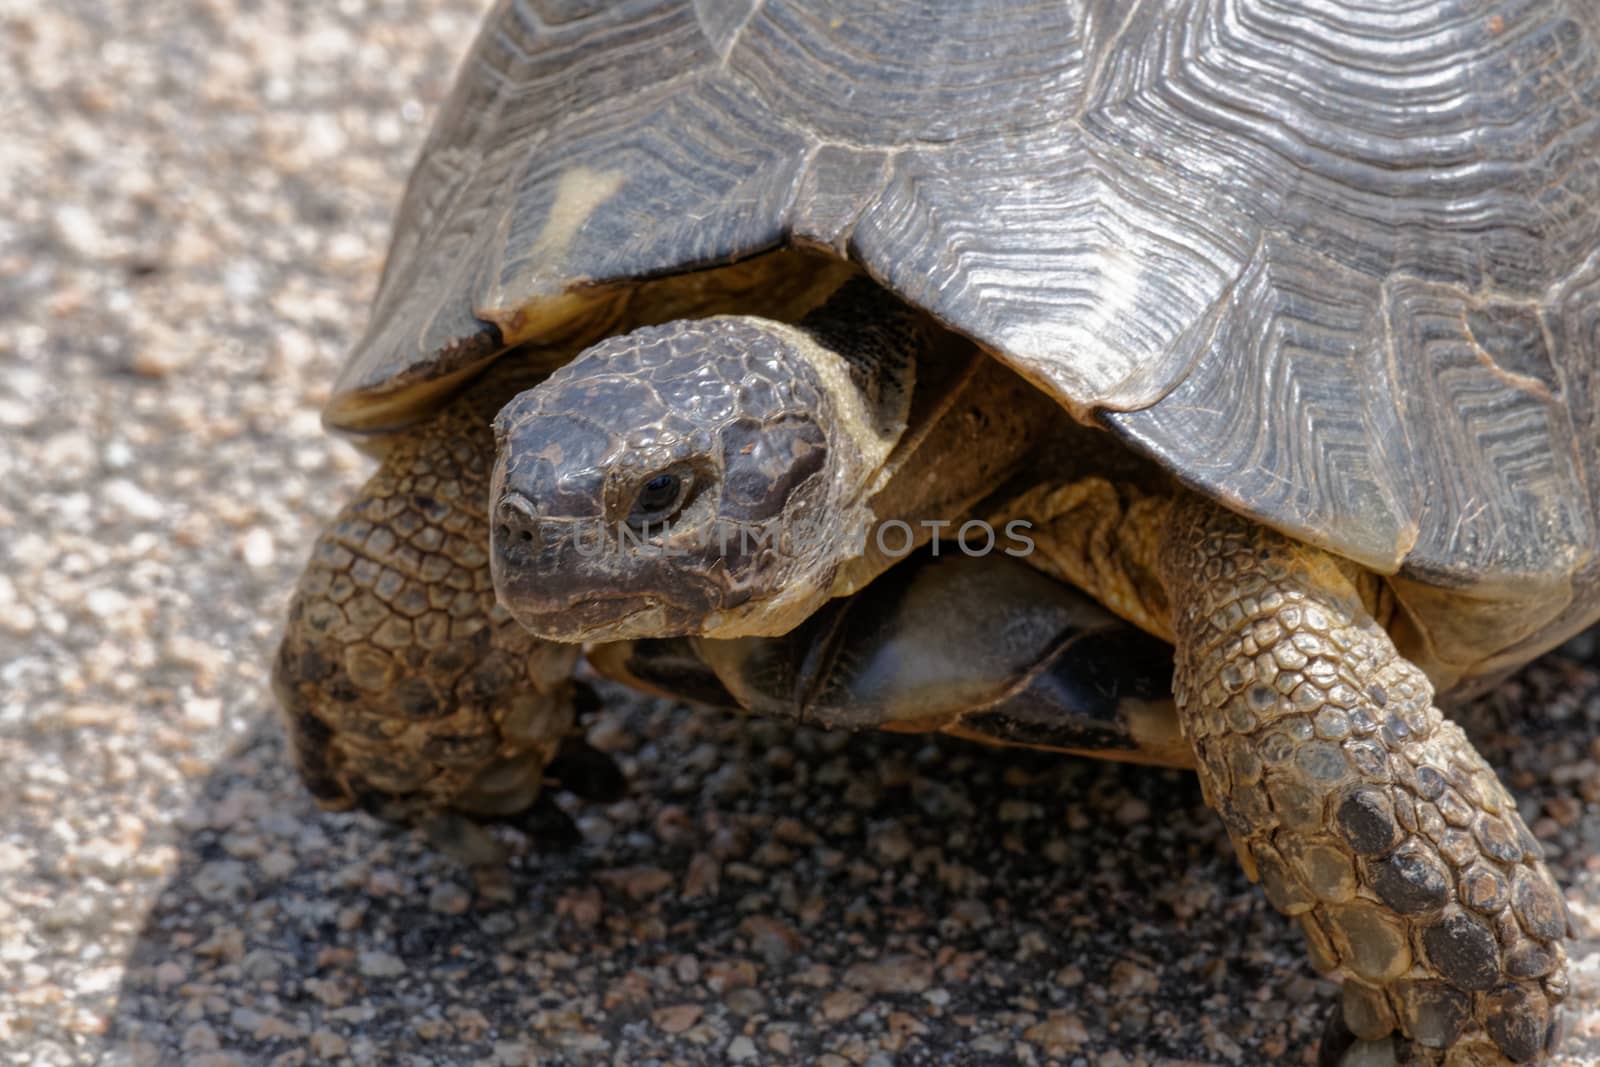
xmin=273 ymin=379 xmax=620 ymax=867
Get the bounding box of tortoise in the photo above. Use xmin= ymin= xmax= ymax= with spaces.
xmin=271 ymin=1 xmax=1600 ymax=1062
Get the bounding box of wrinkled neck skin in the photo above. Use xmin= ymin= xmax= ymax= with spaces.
xmin=830 ymin=344 xmax=1060 ymax=600
xmin=702 ymin=305 xmax=1060 ymax=639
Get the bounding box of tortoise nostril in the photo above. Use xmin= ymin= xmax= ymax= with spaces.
xmin=497 ymin=494 xmax=544 ymax=552
xmin=499 ymin=493 xmax=538 ymax=522
xmin=496 ymin=494 xmax=543 ymax=554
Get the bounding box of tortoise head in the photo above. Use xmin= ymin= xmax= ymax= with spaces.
xmin=490 ymin=315 xmax=898 ymax=642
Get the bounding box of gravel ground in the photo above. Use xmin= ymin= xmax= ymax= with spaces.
xmin=1 ymin=2 xmax=1597 ymax=1065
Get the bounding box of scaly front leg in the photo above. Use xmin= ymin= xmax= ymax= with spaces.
xmin=1160 ymin=495 xmax=1568 ymax=1064
xmin=273 ymin=378 xmax=622 ymax=868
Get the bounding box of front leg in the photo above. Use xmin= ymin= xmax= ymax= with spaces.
xmin=273 ymin=380 xmax=621 ymax=867
xmin=1160 ymin=495 xmax=1568 ymax=1064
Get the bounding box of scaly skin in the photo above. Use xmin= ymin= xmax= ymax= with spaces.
xmin=999 ymin=475 xmax=1174 ymax=643
xmin=273 ymin=378 xmax=586 ymax=843
xmin=1160 ymin=494 xmax=1569 ymax=1063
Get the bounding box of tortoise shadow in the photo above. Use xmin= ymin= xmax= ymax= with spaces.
xmin=103 ymin=658 xmax=1599 ymax=1066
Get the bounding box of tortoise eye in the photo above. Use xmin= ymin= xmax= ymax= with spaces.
xmin=639 ymin=473 xmax=680 ymax=511
xmin=629 ymin=469 xmax=689 ymax=526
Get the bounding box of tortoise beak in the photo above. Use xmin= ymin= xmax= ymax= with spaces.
xmin=488 ymin=492 xmax=730 ymax=642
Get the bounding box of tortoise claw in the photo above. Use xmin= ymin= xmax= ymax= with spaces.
xmin=432 ymin=684 xmax=624 ymax=863
xmin=1319 ymin=1002 xmax=1408 ymax=1067
xmin=1322 ymin=1011 xmax=1528 ymax=1067
xmin=422 ymin=810 xmax=508 ymax=869
xmin=546 ymin=734 xmax=628 ymax=804
xmin=1336 ymin=1040 xmax=1402 ymax=1067
xmin=544 ymin=680 xmax=628 ymax=803
xmin=508 ymin=792 xmax=584 ymax=853
xmin=1320 ymin=1002 xmax=1361 ymax=1067
xmin=571 ymin=679 xmax=604 ymax=720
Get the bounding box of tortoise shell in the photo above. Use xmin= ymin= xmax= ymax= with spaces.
xmin=329 ymin=0 xmax=1600 ymax=686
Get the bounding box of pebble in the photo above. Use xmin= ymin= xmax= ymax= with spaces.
xmin=426 ymin=881 xmax=471 ymax=915
xmin=652 ymin=1004 xmax=702 ymax=1034
xmin=102 ymin=480 xmax=166 ymax=522
xmin=844 ymin=955 xmax=935 ymax=995
xmin=597 ymin=865 xmax=673 ymax=900
xmin=356 ymin=951 xmax=406 ymax=979
xmin=820 ymin=990 xmax=868 ymax=1022
xmin=682 ymin=852 xmax=720 ymax=899
xmin=1024 ymin=1011 xmax=1089 ymax=1053
xmin=1108 ymin=959 xmax=1159 ymax=998
xmin=308 ymin=1029 xmax=348 ymax=1057
xmin=193 ymin=861 xmax=250 ymax=903
xmin=869 ymin=822 xmax=914 ymax=863
xmin=184 ymin=698 xmax=223 ymax=729
xmin=1116 ymin=797 xmax=1152 ymax=825
xmin=738 ymin=915 xmax=803 ymax=964
xmin=237 ymin=529 xmax=276 ymax=569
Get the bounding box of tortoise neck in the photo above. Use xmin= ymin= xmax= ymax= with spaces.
xmin=799 ymin=276 xmax=921 ymax=392
xmin=793 ymin=277 xmax=924 ymax=458
xmin=829 ymin=336 xmax=1061 ymax=599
